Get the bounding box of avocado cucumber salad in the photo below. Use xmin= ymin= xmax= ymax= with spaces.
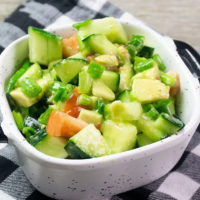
xmin=6 ymin=17 xmax=184 ymax=159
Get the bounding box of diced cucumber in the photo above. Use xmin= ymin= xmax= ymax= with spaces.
xmin=54 ymin=58 xmax=87 ymax=84
xmin=35 ymin=135 xmax=68 ymax=158
xmin=100 ymin=70 xmax=120 ymax=92
xmin=78 ymin=109 xmax=102 ymax=125
xmin=138 ymin=46 xmax=154 ymax=58
xmin=16 ymin=63 xmax=42 ymax=87
xmin=101 ymin=120 xmax=137 ymax=153
xmin=137 ymin=133 xmax=153 ymax=147
xmin=28 ymin=26 xmax=62 ymax=66
xmin=142 ymin=104 xmax=159 ymax=120
xmin=75 ymin=17 xmax=127 ymax=43
xmin=108 ymin=100 xmax=142 ymax=122
xmin=83 ymin=34 xmax=118 ymax=56
xmin=92 ymin=80 xmax=115 ymax=101
xmin=65 ymin=124 xmax=110 ymax=159
xmin=131 ymin=79 xmax=170 ymax=103
xmin=117 ymin=90 xmax=132 ymax=102
xmin=154 ymin=99 xmax=175 ymax=115
xmin=78 ymin=70 xmax=93 ymax=94
xmin=119 ymin=62 xmax=134 ymax=92
xmin=137 ymin=113 xmax=184 ymax=142
xmin=137 ymin=114 xmax=167 ymax=142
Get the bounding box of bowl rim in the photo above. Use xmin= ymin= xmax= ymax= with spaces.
xmin=0 ymin=19 xmax=200 ymax=168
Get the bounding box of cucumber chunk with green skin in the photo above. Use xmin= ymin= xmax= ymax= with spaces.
xmin=75 ymin=17 xmax=127 ymax=43
xmin=142 ymin=104 xmax=160 ymax=120
xmin=35 ymin=135 xmax=68 ymax=158
xmin=102 ymin=120 xmax=137 ymax=154
xmin=78 ymin=109 xmax=102 ymax=125
xmin=79 ymin=70 xmax=93 ymax=94
xmin=137 ymin=114 xmax=167 ymax=142
xmin=137 ymin=133 xmax=153 ymax=147
xmin=28 ymin=26 xmax=62 ymax=66
xmin=20 ymin=78 xmax=42 ymax=98
xmin=65 ymin=124 xmax=110 ymax=159
xmin=12 ymin=111 xmax=24 ymax=131
xmin=100 ymin=70 xmax=120 ymax=92
xmin=54 ymin=58 xmax=87 ymax=84
xmin=87 ymin=61 xmax=105 ymax=79
xmin=83 ymin=34 xmax=118 ymax=56
xmin=92 ymin=80 xmax=115 ymax=101
xmin=119 ymin=62 xmax=134 ymax=92
xmin=117 ymin=90 xmax=132 ymax=102
xmin=73 ymin=19 xmax=92 ymax=30
xmin=154 ymin=98 xmax=175 ymax=115
xmin=6 ymin=59 xmax=30 ymax=94
xmin=138 ymin=46 xmax=154 ymax=58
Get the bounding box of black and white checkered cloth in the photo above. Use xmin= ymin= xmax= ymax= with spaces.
xmin=0 ymin=0 xmax=199 ymax=199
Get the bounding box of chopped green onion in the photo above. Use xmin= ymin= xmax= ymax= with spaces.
xmin=12 ymin=111 xmax=24 ymax=131
xmin=53 ymin=86 xmax=66 ymax=102
xmin=160 ymin=72 xmax=176 ymax=87
xmin=22 ymin=127 xmax=36 ymax=142
xmin=87 ymin=61 xmax=105 ymax=79
xmin=138 ymin=46 xmax=154 ymax=58
xmin=153 ymin=54 xmax=166 ymax=71
xmin=38 ymin=107 xmax=53 ymax=125
xmin=95 ymin=99 xmax=105 ymax=114
xmin=60 ymin=84 xmax=75 ymax=102
xmin=29 ymin=129 xmax=47 ymax=146
xmin=134 ymin=57 xmax=153 ymax=72
xmin=20 ymin=77 xmax=42 ymax=97
xmin=6 ymin=59 xmax=30 ymax=94
xmin=77 ymin=94 xmax=92 ymax=107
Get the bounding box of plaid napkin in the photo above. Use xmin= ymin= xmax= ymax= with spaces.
xmin=0 ymin=0 xmax=200 ymax=199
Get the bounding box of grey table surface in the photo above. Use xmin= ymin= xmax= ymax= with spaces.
xmin=0 ymin=0 xmax=200 ymax=52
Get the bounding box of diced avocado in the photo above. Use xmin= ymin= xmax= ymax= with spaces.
xmin=16 ymin=63 xmax=42 ymax=87
xmin=132 ymin=79 xmax=170 ymax=103
xmin=83 ymin=34 xmax=118 ymax=56
xmin=54 ymin=58 xmax=87 ymax=84
xmin=10 ymin=76 xmax=51 ymax=108
xmin=78 ymin=109 xmax=102 ymax=125
xmin=28 ymin=26 xmax=62 ymax=66
xmin=119 ymin=62 xmax=134 ymax=92
xmin=76 ymin=17 xmax=127 ymax=43
xmin=101 ymin=120 xmax=137 ymax=154
xmin=133 ymin=62 xmax=160 ymax=80
xmin=108 ymin=100 xmax=142 ymax=122
xmin=92 ymin=80 xmax=115 ymax=101
xmin=137 ymin=133 xmax=153 ymax=147
xmin=35 ymin=135 xmax=68 ymax=158
xmin=65 ymin=124 xmax=110 ymax=158
xmin=100 ymin=70 xmax=120 ymax=92
xmin=95 ymin=55 xmax=119 ymax=67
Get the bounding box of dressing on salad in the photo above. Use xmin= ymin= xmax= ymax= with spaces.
xmin=7 ymin=17 xmax=184 ymax=159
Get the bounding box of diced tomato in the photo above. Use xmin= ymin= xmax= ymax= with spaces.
xmin=62 ymin=34 xmax=80 ymax=58
xmin=63 ymin=87 xmax=82 ymax=118
xmin=46 ymin=110 xmax=88 ymax=137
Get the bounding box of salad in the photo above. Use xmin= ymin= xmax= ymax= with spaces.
xmin=6 ymin=17 xmax=184 ymax=159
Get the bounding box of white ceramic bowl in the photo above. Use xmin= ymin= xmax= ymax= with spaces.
xmin=0 ymin=20 xmax=200 ymax=200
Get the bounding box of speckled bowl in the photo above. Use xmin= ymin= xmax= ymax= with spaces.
xmin=0 ymin=19 xmax=200 ymax=200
